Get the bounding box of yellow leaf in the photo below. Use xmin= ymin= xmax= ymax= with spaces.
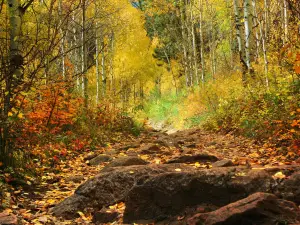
xmin=140 ymin=155 xmax=149 ymax=160
xmin=77 ymin=211 xmax=88 ymax=221
xmin=8 ymin=112 xmax=13 ymax=117
xmin=235 ymin=172 xmax=246 ymax=177
xmin=18 ymin=113 xmax=23 ymax=119
xmin=273 ymin=172 xmax=286 ymax=179
xmin=249 ymin=152 xmax=259 ymax=158
xmin=47 ymin=199 xmax=56 ymax=204
xmin=194 ymin=162 xmax=201 ymax=168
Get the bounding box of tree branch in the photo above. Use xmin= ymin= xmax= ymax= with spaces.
xmin=21 ymin=0 xmax=34 ymax=12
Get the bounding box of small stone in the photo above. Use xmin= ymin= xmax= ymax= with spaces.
xmin=117 ymin=143 xmax=140 ymax=151
xmin=84 ymin=152 xmax=97 ymax=161
xmin=102 ymin=156 xmax=148 ymax=172
xmin=89 ymin=154 xmax=112 ymax=166
xmin=184 ymin=143 xmax=197 ymax=148
xmin=212 ymin=159 xmax=234 ymax=168
xmin=139 ymin=144 xmax=160 ymax=154
xmin=65 ymin=175 xmax=85 ymax=183
xmin=0 ymin=211 xmax=18 ymax=225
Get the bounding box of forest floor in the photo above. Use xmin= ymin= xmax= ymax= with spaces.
xmin=1 ymin=126 xmax=300 ymax=224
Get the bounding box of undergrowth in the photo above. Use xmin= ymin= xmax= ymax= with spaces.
xmin=143 ymin=72 xmax=299 ymax=152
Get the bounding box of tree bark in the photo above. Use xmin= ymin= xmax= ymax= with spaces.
xmin=199 ymin=0 xmax=205 ymax=83
xmin=233 ymin=0 xmax=247 ymax=82
xmin=243 ymin=0 xmax=252 ymax=74
xmin=81 ymin=0 xmax=88 ymax=108
xmin=59 ymin=0 xmax=66 ymax=79
xmin=180 ymin=0 xmax=189 ymax=87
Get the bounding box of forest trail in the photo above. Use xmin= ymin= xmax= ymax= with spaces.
xmin=3 ymin=127 xmax=300 ymax=224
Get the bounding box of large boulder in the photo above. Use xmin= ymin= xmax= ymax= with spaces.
xmin=51 ymin=164 xmax=194 ymax=219
xmin=186 ymin=192 xmax=300 ymax=225
xmin=123 ymin=168 xmax=275 ymax=223
xmin=276 ymin=171 xmax=300 ymax=204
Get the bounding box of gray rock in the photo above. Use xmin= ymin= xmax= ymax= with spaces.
xmin=65 ymin=175 xmax=85 ymax=183
xmin=277 ymin=171 xmax=300 ymax=204
xmin=93 ymin=210 xmax=120 ymax=224
xmin=212 ymin=159 xmax=234 ymax=168
xmin=52 ymin=164 xmax=194 ymax=219
xmin=117 ymin=143 xmax=140 ymax=151
xmin=0 ymin=212 xmax=18 ymax=225
xmin=139 ymin=144 xmax=161 ymax=154
xmin=102 ymin=156 xmax=149 ymax=172
xmin=166 ymin=154 xmax=218 ymax=164
xmin=84 ymin=152 xmax=97 ymax=161
xmin=123 ymin=168 xmax=275 ymax=223
xmin=89 ymin=154 xmax=112 ymax=166
xmin=187 ymin=192 xmax=300 ymax=225
xmin=51 ymin=194 xmax=90 ymax=219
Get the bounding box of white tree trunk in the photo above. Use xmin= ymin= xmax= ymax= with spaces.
xmin=190 ymin=0 xmax=199 ymax=85
xmin=199 ymin=0 xmax=205 ymax=83
xmin=82 ymin=0 xmax=88 ymax=107
xmin=243 ymin=0 xmax=252 ymax=72
xmin=253 ymin=0 xmax=269 ymax=88
xmin=283 ymin=0 xmax=288 ymax=44
xmin=180 ymin=1 xmax=189 ymax=87
xmin=252 ymin=0 xmax=260 ymax=61
xmin=101 ymin=40 xmax=106 ymax=97
xmin=59 ymin=0 xmax=66 ymax=79
xmin=95 ymin=22 xmax=100 ymax=105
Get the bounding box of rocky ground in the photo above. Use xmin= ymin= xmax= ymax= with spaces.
xmin=1 ymin=128 xmax=300 ymax=224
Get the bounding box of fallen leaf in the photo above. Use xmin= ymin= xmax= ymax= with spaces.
xmin=273 ymin=171 xmax=286 ymax=179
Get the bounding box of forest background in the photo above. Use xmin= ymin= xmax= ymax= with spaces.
xmin=0 ymin=0 xmax=299 ymax=181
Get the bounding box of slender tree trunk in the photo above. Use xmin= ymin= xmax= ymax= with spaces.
xmin=163 ymin=50 xmax=178 ymax=94
xmin=82 ymin=0 xmax=88 ymax=108
xmin=59 ymin=0 xmax=66 ymax=79
xmin=180 ymin=1 xmax=189 ymax=87
xmin=252 ymin=0 xmax=260 ymax=61
xmin=233 ymin=0 xmax=247 ymax=81
xmin=72 ymin=13 xmax=80 ymax=91
xmin=207 ymin=1 xmax=216 ymax=78
xmin=264 ymin=0 xmax=269 ymax=40
xmin=2 ymin=0 xmax=27 ymax=165
xmin=109 ymin=32 xmax=115 ymax=97
xmin=190 ymin=0 xmax=199 ymax=85
xmin=244 ymin=0 xmax=252 ymax=74
xmin=283 ymin=0 xmax=288 ymax=44
xmin=95 ymin=22 xmax=100 ymax=105
xmin=253 ymin=0 xmax=269 ymax=88
xmin=185 ymin=0 xmax=193 ymax=85
xmin=199 ymin=0 xmax=205 ymax=83
xmin=101 ymin=40 xmax=106 ymax=97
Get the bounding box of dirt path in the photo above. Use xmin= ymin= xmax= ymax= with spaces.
xmin=3 ymin=128 xmax=299 ymax=224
